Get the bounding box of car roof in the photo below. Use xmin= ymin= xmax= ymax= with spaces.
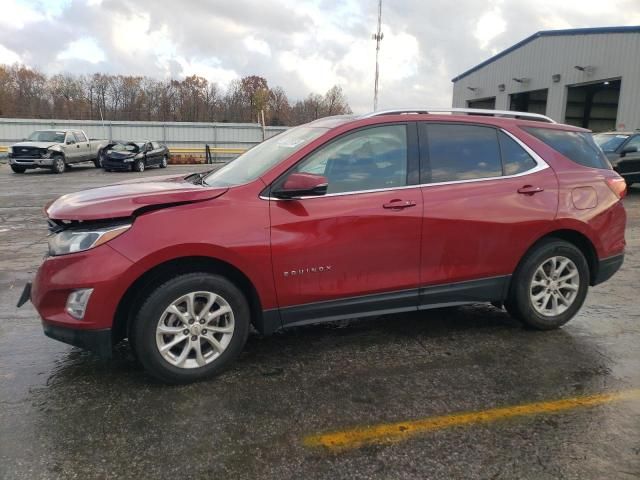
xmin=308 ymin=109 xmax=589 ymax=132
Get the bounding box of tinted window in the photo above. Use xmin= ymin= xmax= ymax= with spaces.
xmin=152 ymin=142 xmax=161 ymax=149
xmin=593 ymin=133 xmax=629 ymax=152
xmin=524 ymin=127 xmax=610 ymax=169
xmin=624 ymin=135 xmax=640 ymax=151
xmin=293 ymin=125 xmax=408 ymax=194
xmin=498 ymin=131 xmax=537 ymax=175
xmin=423 ymin=124 xmax=501 ymax=183
xmin=73 ymin=131 xmax=87 ymax=142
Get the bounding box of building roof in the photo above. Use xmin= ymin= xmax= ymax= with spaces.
xmin=452 ymin=25 xmax=640 ymax=82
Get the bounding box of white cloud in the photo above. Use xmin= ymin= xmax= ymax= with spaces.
xmin=243 ymin=36 xmax=272 ymax=56
xmin=57 ymin=37 xmax=106 ymax=63
xmin=475 ymin=7 xmax=507 ymax=49
xmin=0 ymin=44 xmax=20 ymax=64
xmin=0 ymin=0 xmax=45 ymax=28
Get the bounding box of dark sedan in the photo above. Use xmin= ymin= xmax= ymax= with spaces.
xmin=101 ymin=141 xmax=169 ymax=172
xmin=594 ymin=131 xmax=640 ymax=186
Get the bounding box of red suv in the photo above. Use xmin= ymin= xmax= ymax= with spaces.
xmin=19 ymin=109 xmax=627 ymax=384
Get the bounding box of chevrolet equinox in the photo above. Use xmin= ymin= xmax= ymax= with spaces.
xmin=19 ymin=109 xmax=627 ymax=384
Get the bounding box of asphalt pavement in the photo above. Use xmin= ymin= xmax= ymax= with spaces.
xmin=0 ymin=164 xmax=639 ymax=479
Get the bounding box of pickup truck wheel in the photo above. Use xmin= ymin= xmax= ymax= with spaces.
xmin=133 ymin=159 xmax=145 ymax=172
xmin=505 ymin=239 xmax=589 ymax=330
xmin=131 ymin=273 xmax=250 ymax=384
xmin=52 ymin=156 xmax=66 ymax=174
xmin=10 ymin=165 xmax=26 ymax=174
xmin=160 ymin=155 xmax=168 ymax=168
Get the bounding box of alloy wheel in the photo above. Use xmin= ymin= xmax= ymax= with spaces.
xmin=529 ymin=256 xmax=580 ymax=317
xmin=155 ymin=291 xmax=235 ymax=369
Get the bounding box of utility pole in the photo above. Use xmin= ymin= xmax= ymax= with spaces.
xmin=372 ymin=0 xmax=384 ymax=111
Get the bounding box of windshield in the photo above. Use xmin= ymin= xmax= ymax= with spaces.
xmin=27 ymin=131 xmax=66 ymax=143
xmin=203 ymin=126 xmax=327 ymax=187
xmin=593 ymin=133 xmax=630 ymax=152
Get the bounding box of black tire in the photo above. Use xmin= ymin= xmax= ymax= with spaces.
xmin=133 ymin=159 xmax=145 ymax=172
xmin=131 ymin=273 xmax=250 ymax=384
xmin=505 ymin=239 xmax=589 ymax=330
xmin=160 ymin=155 xmax=168 ymax=168
xmin=10 ymin=165 xmax=26 ymax=174
xmin=52 ymin=155 xmax=66 ymax=174
xmin=94 ymin=151 xmax=102 ymax=168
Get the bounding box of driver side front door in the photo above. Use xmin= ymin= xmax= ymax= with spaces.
xmin=268 ymin=123 xmax=423 ymax=326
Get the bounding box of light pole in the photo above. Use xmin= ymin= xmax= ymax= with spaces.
xmin=372 ymin=0 xmax=383 ymax=111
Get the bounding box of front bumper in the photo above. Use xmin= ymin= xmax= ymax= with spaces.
xmin=9 ymin=157 xmax=55 ymax=167
xmin=29 ymin=243 xmax=135 ymax=355
xmin=43 ymin=322 xmax=113 ymax=358
xmin=102 ymin=158 xmax=133 ymax=170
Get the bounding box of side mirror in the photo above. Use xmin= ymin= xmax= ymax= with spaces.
xmin=66 ymin=140 xmax=74 ymax=145
xmin=273 ymin=173 xmax=328 ymax=199
xmin=620 ymin=146 xmax=638 ymax=156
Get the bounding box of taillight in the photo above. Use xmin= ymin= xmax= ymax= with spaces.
xmin=606 ymin=177 xmax=627 ymax=199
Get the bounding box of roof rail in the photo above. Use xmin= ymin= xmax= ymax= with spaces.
xmin=360 ymin=108 xmax=556 ymax=123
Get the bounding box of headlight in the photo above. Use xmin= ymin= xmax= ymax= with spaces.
xmin=48 ymin=224 xmax=131 ymax=256
xmin=42 ymin=150 xmax=53 ymax=158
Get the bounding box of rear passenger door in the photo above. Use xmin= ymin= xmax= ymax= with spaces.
xmin=417 ymin=123 xmax=558 ymax=304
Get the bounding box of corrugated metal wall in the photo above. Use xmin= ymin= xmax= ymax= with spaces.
xmin=0 ymin=118 xmax=288 ymax=150
xmin=452 ymin=31 xmax=640 ymax=130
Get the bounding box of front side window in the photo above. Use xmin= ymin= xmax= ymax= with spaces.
xmin=423 ymin=124 xmax=502 ymax=183
xmin=499 ymin=131 xmax=537 ymax=175
xmin=73 ymin=131 xmax=87 ymax=143
xmin=293 ymin=125 xmax=408 ymax=194
xmin=524 ymin=127 xmax=610 ymax=169
xmin=624 ymin=135 xmax=640 ymax=152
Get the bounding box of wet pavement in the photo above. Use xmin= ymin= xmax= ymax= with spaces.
xmin=0 ymin=164 xmax=639 ymax=479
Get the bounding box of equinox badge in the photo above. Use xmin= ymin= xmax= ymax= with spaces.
xmin=283 ymin=265 xmax=332 ymax=277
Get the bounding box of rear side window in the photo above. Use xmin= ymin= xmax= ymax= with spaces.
xmin=498 ymin=131 xmax=537 ymax=175
xmin=422 ymin=124 xmax=502 ymax=183
xmin=523 ymin=127 xmax=610 ymax=169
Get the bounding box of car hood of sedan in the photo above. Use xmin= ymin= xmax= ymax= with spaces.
xmin=46 ymin=174 xmax=228 ymax=221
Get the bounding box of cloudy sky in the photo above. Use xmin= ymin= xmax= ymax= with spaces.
xmin=1 ymin=0 xmax=639 ymax=113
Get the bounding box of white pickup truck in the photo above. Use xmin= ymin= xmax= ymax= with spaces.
xmin=8 ymin=129 xmax=109 ymax=174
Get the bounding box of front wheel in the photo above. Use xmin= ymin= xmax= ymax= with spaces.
xmin=505 ymin=239 xmax=589 ymax=330
xmin=160 ymin=155 xmax=168 ymax=168
xmin=52 ymin=155 xmax=66 ymax=174
xmin=133 ymin=159 xmax=145 ymax=172
xmin=94 ymin=151 xmax=102 ymax=168
xmin=131 ymin=273 xmax=250 ymax=384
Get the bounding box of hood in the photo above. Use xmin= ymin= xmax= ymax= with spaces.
xmin=12 ymin=141 xmax=57 ymax=149
xmin=46 ymin=174 xmax=228 ymax=221
xmin=105 ymin=150 xmax=136 ymax=160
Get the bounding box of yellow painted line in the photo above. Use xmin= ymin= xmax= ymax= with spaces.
xmin=0 ymin=146 xmax=8 ymax=152
xmin=304 ymin=389 xmax=640 ymax=451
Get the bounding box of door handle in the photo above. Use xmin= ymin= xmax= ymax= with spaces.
xmin=517 ymin=185 xmax=544 ymax=195
xmin=383 ymin=199 xmax=417 ymax=210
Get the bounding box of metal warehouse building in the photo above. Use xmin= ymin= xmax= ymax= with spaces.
xmin=452 ymin=26 xmax=640 ymax=132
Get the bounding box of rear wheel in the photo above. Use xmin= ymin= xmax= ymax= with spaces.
xmin=131 ymin=273 xmax=250 ymax=384
xmin=52 ymin=155 xmax=66 ymax=174
xmin=505 ymin=239 xmax=589 ymax=330
xmin=10 ymin=165 xmax=26 ymax=174
xmin=133 ymin=159 xmax=145 ymax=172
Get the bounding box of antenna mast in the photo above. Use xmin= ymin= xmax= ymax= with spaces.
xmin=372 ymin=0 xmax=383 ymax=111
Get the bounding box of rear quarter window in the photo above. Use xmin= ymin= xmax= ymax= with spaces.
xmin=523 ymin=127 xmax=611 ymax=169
